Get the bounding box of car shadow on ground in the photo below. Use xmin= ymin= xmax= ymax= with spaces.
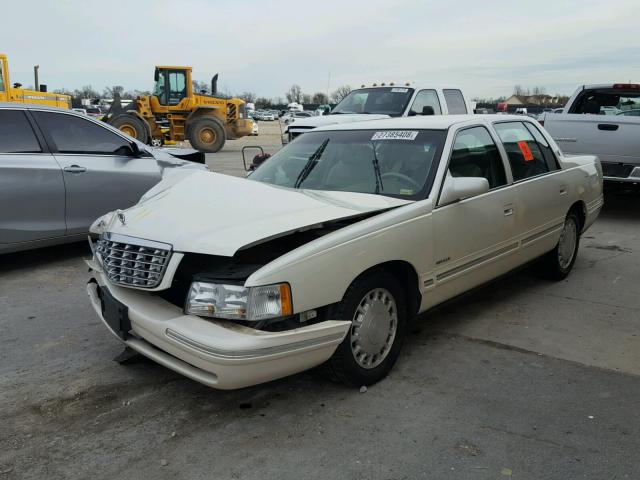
xmin=0 ymin=241 xmax=90 ymax=275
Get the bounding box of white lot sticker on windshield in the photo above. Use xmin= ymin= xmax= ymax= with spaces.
xmin=371 ymin=130 xmax=419 ymax=141
xmin=390 ymin=87 xmax=409 ymax=93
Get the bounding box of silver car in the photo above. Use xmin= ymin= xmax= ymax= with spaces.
xmin=0 ymin=103 xmax=207 ymax=254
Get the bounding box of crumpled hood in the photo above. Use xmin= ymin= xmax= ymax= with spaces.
xmin=287 ymin=113 xmax=390 ymax=130
xmin=93 ymin=171 xmax=411 ymax=256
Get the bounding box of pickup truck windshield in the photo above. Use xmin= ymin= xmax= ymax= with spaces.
xmin=569 ymin=88 xmax=640 ymax=115
xmin=250 ymin=129 xmax=446 ymax=199
xmin=331 ymin=87 xmax=415 ymax=117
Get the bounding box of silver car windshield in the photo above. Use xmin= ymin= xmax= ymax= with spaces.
xmin=331 ymin=87 xmax=415 ymax=117
xmin=249 ymin=129 xmax=446 ymax=200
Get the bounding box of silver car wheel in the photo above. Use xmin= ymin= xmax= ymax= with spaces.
xmin=151 ymin=138 xmax=163 ymax=147
xmin=558 ymin=217 xmax=578 ymax=269
xmin=350 ymin=288 xmax=398 ymax=370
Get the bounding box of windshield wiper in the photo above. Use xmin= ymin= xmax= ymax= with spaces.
xmin=370 ymin=142 xmax=384 ymax=194
xmin=294 ymin=139 xmax=330 ymax=188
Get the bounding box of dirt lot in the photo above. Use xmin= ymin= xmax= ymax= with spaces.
xmin=1 ymin=123 xmax=639 ymax=479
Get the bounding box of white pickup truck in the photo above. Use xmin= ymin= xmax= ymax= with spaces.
xmin=540 ymin=84 xmax=640 ymax=183
xmin=284 ymin=84 xmax=472 ymax=143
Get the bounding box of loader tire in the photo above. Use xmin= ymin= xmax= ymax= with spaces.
xmin=109 ymin=114 xmax=150 ymax=144
xmin=188 ymin=117 xmax=226 ymax=153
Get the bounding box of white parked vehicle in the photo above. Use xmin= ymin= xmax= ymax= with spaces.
xmin=285 ymin=84 xmax=472 ymax=142
xmin=251 ymin=119 xmax=259 ymax=136
xmin=86 ymin=115 xmax=603 ymax=390
xmin=540 ymin=83 xmax=640 ymax=183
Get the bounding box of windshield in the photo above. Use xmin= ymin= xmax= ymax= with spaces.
xmin=331 ymin=87 xmax=415 ymax=117
xmin=249 ymin=129 xmax=446 ymax=199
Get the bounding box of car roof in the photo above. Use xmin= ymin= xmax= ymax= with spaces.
xmin=354 ymin=84 xmax=463 ymax=91
xmin=0 ymin=102 xmax=77 ymax=113
xmin=311 ymin=114 xmax=534 ymax=132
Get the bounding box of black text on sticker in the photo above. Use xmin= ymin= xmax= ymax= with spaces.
xmin=371 ymin=131 xmax=419 ymax=141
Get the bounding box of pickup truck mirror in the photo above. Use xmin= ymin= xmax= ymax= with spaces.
xmin=439 ymin=172 xmax=489 ymax=206
xmin=422 ymin=106 xmax=435 ymax=116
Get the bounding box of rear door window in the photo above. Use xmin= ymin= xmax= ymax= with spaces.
xmin=494 ymin=122 xmax=551 ymax=181
xmin=443 ymin=89 xmax=467 ymax=114
xmin=0 ymin=110 xmax=42 ymax=153
xmin=32 ymin=111 xmax=132 ymax=155
xmin=409 ymin=89 xmax=442 ymax=115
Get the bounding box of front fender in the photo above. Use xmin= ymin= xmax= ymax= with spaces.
xmin=245 ymin=200 xmax=434 ymax=313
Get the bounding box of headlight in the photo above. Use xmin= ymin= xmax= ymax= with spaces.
xmin=185 ymin=281 xmax=292 ymax=321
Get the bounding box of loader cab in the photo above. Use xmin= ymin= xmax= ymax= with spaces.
xmin=153 ymin=66 xmax=193 ymax=107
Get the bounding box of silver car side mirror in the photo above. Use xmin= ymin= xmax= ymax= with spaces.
xmin=439 ymin=171 xmax=490 ymax=206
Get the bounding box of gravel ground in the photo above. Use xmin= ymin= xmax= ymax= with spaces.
xmin=1 ymin=123 xmax=639 ymax=479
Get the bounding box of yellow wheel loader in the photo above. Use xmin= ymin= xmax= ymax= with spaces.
xmin=0 ymin=54 xmax=71 ymax=108
xmin=104 ymin=65 xmax=252 ymax=153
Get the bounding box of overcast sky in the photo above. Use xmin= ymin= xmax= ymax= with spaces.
xmin=2 ymin=0 xmax=639 ymax=99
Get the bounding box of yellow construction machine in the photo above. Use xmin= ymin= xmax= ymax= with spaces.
xmin=104 ymin=65 xmax=252 ymax=152
xmin=0 ymin=54 xmax=71 ymax=108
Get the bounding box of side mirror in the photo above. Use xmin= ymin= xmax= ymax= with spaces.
xmin=129 ymin=142 xmax=141 ymax=157
xmin=439 ymin=172 xmax=489 ymax=206
xmin=421 ymin=106 xmax=435 ymax=115
xmin=154 ymin=68 xmax=159 ymax=82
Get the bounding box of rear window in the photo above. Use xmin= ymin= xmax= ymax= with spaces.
xmin=443 ymin=89 xmax=467 ymax=114
xmin=0 ymin=110 xmax=42 ymax=153
xmin=570 ymin=88 xmax=640 ymax=115
xmin=494 ymin=122 xmax=553 ymax=181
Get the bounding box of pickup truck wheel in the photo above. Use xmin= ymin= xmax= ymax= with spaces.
xmin=327 ymin=270 xmax=407 ymax=387
xmin=540 ymin=212 xmax=580 ymax=280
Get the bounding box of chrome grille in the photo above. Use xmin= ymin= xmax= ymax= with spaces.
xmin=96 ymin=233 xmax=172 ymax=288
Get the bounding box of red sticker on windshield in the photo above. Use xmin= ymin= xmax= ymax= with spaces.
xmin=518 ymin=141 xmax=534 ymax=161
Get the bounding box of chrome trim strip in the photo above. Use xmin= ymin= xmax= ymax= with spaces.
xmin=102 ymin=232 xmax=173 ymax=251
xmin=436 ymin=242 xmax=519 ymax=282
xmin=521 ymin=222 xmax=564 ymax=246
xmin=165 ymin=328 xmax=345 ymax=359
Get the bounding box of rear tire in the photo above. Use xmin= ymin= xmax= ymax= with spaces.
xmin=326 ymin=269 xmax=407 ymax=387
xmin=109 ymin=114 xmax=149 ymax=144
xmin=188 ymin=117 xmax=226 ymax=153
xmin=539 ymin=212 xmax=580 ymax=280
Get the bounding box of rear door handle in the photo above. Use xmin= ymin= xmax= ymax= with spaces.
xmin=598 ymin=124 xmax=619 ymax=131
xmin=63 ymin=165 xmax=87 ymax=174
xmin=503 ymin=205 xmax=514 ymax=216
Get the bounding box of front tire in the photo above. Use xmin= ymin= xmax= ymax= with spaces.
xmin=188 ymin=117 xmax=226 ymax=153
xmin=327 ymin=270 xmax=407 ymax=387
xmin=540 ymin=212 xmax=580 ymax=280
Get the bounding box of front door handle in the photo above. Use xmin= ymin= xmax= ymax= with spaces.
xmin=503 ymin=206 xmax=514 ymax=216
xmin=63 ymin=165 xmax=87 ymax=174
xmin=598 ymin=123 xmax=619 ymax=131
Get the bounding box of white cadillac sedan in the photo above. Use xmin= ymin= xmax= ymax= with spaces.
xmin=86 ymin=115 xmax=603 ymax=389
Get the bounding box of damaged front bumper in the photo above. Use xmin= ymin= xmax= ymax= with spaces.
xmin=86 ymin=259 xmax=350 ymax=390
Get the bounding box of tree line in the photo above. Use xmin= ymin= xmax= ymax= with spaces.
xmin=52 ymin=81 xmax=354 ymax=109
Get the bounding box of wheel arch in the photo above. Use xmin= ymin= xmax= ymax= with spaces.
xmin=346 ymin=260 xmax=422 ymax=318
xmin=568 ymin=200 xmax=586 ymax=232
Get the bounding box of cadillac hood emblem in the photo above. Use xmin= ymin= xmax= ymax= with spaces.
xmin=116 ymin=211 xmax=126 ymax=225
